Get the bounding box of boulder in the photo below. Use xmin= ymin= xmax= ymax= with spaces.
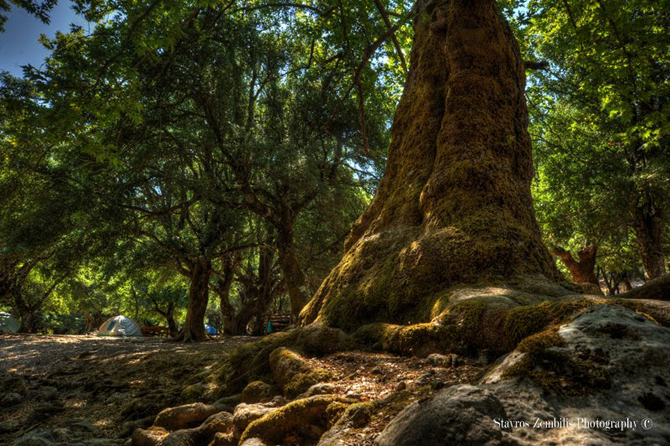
xmin=375 ymin=385 xmax=508 ymax=446
xmin=377 ymin=304 xmax=670 ymax=445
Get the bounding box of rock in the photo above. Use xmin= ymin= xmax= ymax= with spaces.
xmin=130 ymin=426 xmax=169 ymax=446
xmin=153 ymin=402 xmax=220 ymax=430
xmin=12 ymin=429 xmax=55 ymax=446
xmin=425 ymin=353 xmax=449 ymax=367
xmin=269 ymin=348 xmax=332 ymax=399
xmin=378 ymin=304 xmax=670 ymax=445
xmin=345 ymin=403 xmax=373 ymax=428
xmin=240 ymin=381 xmax=279 ymax=404
xmin=426 ymin=353 xmax=462 ymax=367
xmin=375 ymin=385 xmax=508 ymax=446
xmin=298 ymin=382 xmax=337 ymax=398
xmin=1 ymin=392 xmax=22 ymax=407
xmin=233 ymin=403 xmax=275 ymax=434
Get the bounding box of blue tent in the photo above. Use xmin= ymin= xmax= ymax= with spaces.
xmin=205 ymin=324 xmax=217 ymax=335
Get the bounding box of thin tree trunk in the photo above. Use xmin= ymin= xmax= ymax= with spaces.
xmin=163 ymin=307 xmax=178 ymax=335
xmin=550 ymin=245 xmax=598 ymax=285
xmin=177 ymin=260 xmax=212 ymax=342
xmin=18 ymin=306 xmax=37 ymax=333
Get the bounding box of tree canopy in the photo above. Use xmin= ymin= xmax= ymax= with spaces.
xmin=1 ymin=0 xmax=668 ymax=338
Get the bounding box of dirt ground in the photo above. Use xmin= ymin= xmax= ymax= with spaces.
xmin=0 ymin=334 xmax=251 ymax=445
xmin=0 ymin=333 xmax=484 ymax=445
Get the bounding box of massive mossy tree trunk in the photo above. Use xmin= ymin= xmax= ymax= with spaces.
xmin=550 ymin=245 xmax=598 ymax=285
xmin=177 ymin=260 xmax=212 ymax=342
xmin=301 ymin=0 xmax=558 ymax=331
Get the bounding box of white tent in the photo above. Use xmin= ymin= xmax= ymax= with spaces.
xmin=0 ymin=312 xmax=20 ymax=333
xmin=96 ymin=315 xmax=143 ymax=337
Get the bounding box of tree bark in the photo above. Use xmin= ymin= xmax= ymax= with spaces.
xmin=177 ymin=260 xmax=212 ymax=342
xmin=218 ymin=248 xmax=280 ymax=335
xmin=18 ymin=308 xmax=37 ymax=333
xmin=165 ymin=311 xmax=178 ymax=335
xmin=276 ymin=219 xmax=310 ymax=319
xmin=301 ymin=0 xmax=558 ymax=330
xmin=550 ymin=245 xmax=598 ymax=285
xmin=630 ymin=195 xmax=666 ymax=279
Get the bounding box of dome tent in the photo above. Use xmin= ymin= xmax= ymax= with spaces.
xmin=205 ymin=324 xmax=217 ymax=335
xmin=97 ymin=315 xmax=143 ymax=337
xmin=0 ymin=312 xmax=20 ymax=333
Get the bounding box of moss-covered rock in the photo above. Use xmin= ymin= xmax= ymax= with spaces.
xmin=501 ymin=326 xmax=611 ymax=396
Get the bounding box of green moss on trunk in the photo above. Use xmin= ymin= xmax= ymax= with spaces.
xmin=301 ymin=0 xmax=560 ymax=331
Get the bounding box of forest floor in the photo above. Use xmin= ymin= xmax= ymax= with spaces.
xmin=0 ymin=333 xmax=251 ymax=445
xmin=0 ymin=333 xmax=484 ymax=445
